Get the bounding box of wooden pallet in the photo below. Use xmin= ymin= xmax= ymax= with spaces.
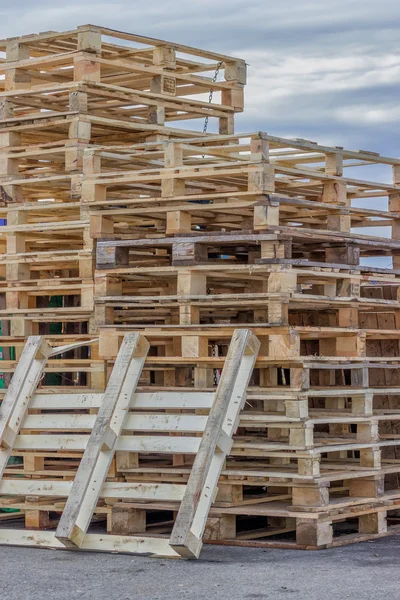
xmin=84 ymin=133 xmax=400 ymax=238
xmin=0 ymin=329 xmax=260 ymax=558
xmin=0 ymin=25 xmax=245 ymax=131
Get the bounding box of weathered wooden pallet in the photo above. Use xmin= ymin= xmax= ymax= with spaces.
xmin=0 ymin=25 xmax=246 ymax=126
xmin=0 ymin=329 xmax=260 ymax=558
xmin=82 ymin=133 xmax=400 ymax=238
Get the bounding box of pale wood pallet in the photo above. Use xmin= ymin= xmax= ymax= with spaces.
xmin=0 ymin=330 xmax=260 ymax=558
xmin=84 ymin=133 xmax=400 ymax=238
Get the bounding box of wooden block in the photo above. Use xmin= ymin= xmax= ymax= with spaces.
xmin=296 ymin=518 xmax=333 ymax=547
xmin=153 ymin=46 xmax=176 ymax=68
xmin=290 ymin=368 xmax=310 ymax=390
xmin=298 ymin=457 xmax=320 ymax=477
xmin=292 ymin=485 xmax=329 ymax=507
xmin=351 ymin=367 xmax=369 ymax=388
xmin=215 ymin=484 xmax=243 ymax=505
xmin=25 ymin=511 xmax=51 ymax=530
xmin=321 ymin=181 xmax=347 ymax=204
xmin=360 ymin=448 xmax=381 ymax=469
xmin=74 ymin=53 xmax=101 ymax=82
xmin=357 ymin=422 xmax=379 ymax=443
xmin=116 ymin=451 xmax=139 ymax=471
xmin=69 ymin=90 xmax=88 ymax=112
xmin=359 ymin=511 xmax=387 ymax=535
xmin=99 ymin=331 xmax=120 ymax=359
xmin=325 ymin=152 xmax=343 ymax=176
xmin=96 ymin=245 xmax=129 ymax=269
xmin=181 ymin=335 xmax=208 ymax=358
xmin=352 ymin=393 xmax=373 ymax=416
xmin=24 ymin=455 xmax=45 ymax=473
xmin=219 ymin=116 xmax=234 ymax=135
xmin=253 ymin=201 xmax=279 ymax=229
xmin=325 ymin=245 xmax=360 ymax=265
xmin=94 ymin=305 xmax=115 ymax=328
xmin=327 ymin=213 xmax=350 ymax=232
xmin=268 ymin=272 xmax=297 ymax=293
xmin=110 ymin=508 xmax=146 ymax=535
xmin=289 ymin=426 xmax=313 ymax=448
xmin=268 ymin=300 xmax=288 ymax=325
xmin=77 ymin=27 xmax=102 ymax=52
xmin=25 ymin=496 xmax=51 ymax=530
xmin=172 ymin=242 xmax=207 ymax=265
xmin=179 ymin=304 xmax=200 ymax=326
xmin=248 ymin=165 xmax=275 ymax=193
xmin=269 ymin=332 xmax=300 ymax=359
xmin=348 ymin=476 xmax=384 ymax=498
xmin=166 ymin=211 xmax=191 ymax=234
xmin=177 ymin=271 xmax=207 ymax=295
xmin=259 ymin=240 xmax=291 ymax=259
xmin=204 ymin=515 xmax=236 ymax=540
xmin=194 ymin=366 xmax=214 ymax=388
xmin=336 ymin=333 xmax=365 ymax=357
xmin=224 ymin=60 xmax=247 ymax=84
xmin=285 ymin=397 xmax=308 ymax=419
xmin=90 ymin=215 xmax=114 ymax=237
xmin=338 ymin=308 xmax=359 ymax=328
xmin=222 ymin=85 xmax=244 ymax=110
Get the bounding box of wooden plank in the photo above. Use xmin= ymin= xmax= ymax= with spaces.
xmin=0 ymin=479 xmax=186 ymax=501
xmin=30 ymin=391 xmax=215 ymax=410
xmin=169 ymin=329 xmax=260 ymax=558
xmin=55 ymin=332 xmax=149 ymax=548
xmin=0 ymin=529 xmax=181 ymax=558
xmin=49 ymin=338 xmax=99 ymax=356
xmin=13 ymin=434 xmax=201 ymax=453
xmin=21 ymin=412 xmax=208 ymax=432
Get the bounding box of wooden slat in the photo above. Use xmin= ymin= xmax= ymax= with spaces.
xmin=13 ymin=434 xmax=201 ymax=453
xmin=0 ymin=530 xmax=181 ymax=558
xmin=31 ymin=393 xmax=102 ymax=410
xmin=21 ymin=413 xmax=208 ymax=432
xmin=49 ymin=338 xmax=99 ymax=356
xmin=30 ymin=391 xmax=215 ymax=410
xmin=0 ymin=479 xmax=186 ymax=501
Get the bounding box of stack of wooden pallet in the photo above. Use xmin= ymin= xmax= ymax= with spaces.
xmin=91 ymin=133 xmax=400 ymax=549
xmin=0 ymin=23 xmax=245 ymax=383
xmin=0 ymin=24 xmax=400 ymax=557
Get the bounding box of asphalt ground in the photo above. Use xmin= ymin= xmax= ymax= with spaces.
xmin=0 ymin=535 xmax=399 ymax=600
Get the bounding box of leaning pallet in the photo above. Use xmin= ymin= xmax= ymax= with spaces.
xmin=0 ymin=330 xmax=259 ymax=557
xmin=1 ymin=24 xmax=400 ymax=555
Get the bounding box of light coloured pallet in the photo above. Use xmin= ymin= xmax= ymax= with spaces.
xmin=0 ymin=329 xmax=259 ymax=558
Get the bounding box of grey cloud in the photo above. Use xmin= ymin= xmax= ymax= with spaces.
xmin=0 ymin=0 xmax=397 ymax=266
xmin=0 ymin=1 xmax=399 ymax=159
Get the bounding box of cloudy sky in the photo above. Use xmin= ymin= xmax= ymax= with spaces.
xmin=0 ymin=0 xmax=399 ymax=157
xmin=1 ymin=0 xmax=400 ymax=157
xmin=0 ymin=1 xmax=398 ymax=263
